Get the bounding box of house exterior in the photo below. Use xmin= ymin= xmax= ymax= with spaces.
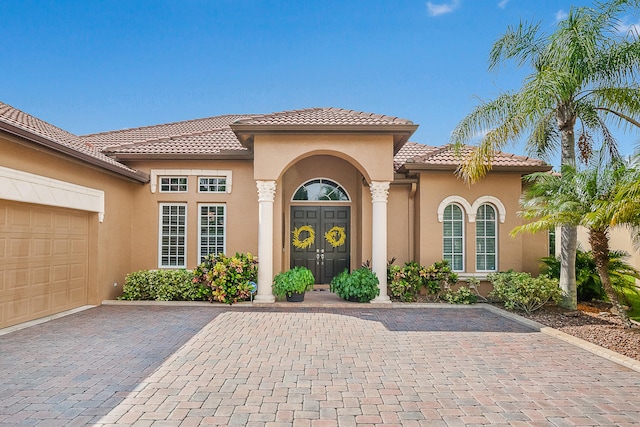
xmin=0 ymin=102 xmax=551 ymax=328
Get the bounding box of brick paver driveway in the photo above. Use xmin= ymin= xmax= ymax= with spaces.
xmin=1 ymin=305 xmax=640 ymax=426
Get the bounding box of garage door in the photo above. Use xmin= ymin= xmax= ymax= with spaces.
xmin=0 ymin=201 xmax=89 ymax=329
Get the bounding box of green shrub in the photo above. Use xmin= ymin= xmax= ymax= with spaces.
xmin=273 ymin=266 xmax=315 ymax=299
xmin=387 ymin=259 xmax=459 ymax=302
xmin=193 ymin=252 xmax=258 ymax=305
xmin=331 ymin=267 xmax=380 ymax=302
xmin=488 ymin=271 xmax=563 ymax=313
xmin=424 ymin=260 xmax=458 ymax=296
xmin=540 ymin=249 xmax=640 ymax=302
xmin=388 ymin=262 xmax=424 ymax=302
xmin=120 ymin=269 xmax=206 ymax=301
xmin=441 ymin=286 xmax=478 ymax=304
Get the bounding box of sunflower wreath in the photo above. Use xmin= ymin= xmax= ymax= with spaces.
xmin=292 ymin=225 xmax=315 ymax=249
xmin=324 ymin=226 xmax=346 ymax=248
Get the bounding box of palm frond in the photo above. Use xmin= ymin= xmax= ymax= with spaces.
xmin=489 ymin=20 xmax=545 ymax=70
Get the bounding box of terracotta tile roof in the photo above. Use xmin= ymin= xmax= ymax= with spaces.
xmin=0 ymin=102 xmax=145 ymax=179
xmin=393 ymin=142 xmax=439 ymax=171
xmin=80 ymin=115 xmax=252 ymax=151
xmin=233 ymin=107 xmax=414 ymax=126
xmin=403 ymin=144 xmax=550 ymax=171
xmin=102 ymin=128 xmax=249 ymax=156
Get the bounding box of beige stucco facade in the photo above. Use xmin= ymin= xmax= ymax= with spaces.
xmin=0 ymin=104 xmax=552 ymax=328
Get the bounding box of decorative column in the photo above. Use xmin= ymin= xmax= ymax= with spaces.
xmin=370 ymin=181 xmax=391 ymax=303
xmin=255 ymin=180 xmax=276 ymax=303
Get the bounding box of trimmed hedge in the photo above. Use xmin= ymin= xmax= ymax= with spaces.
xmin=119 ymin=269 xmax=209 ymax=301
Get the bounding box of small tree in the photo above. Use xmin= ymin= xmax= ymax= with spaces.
xmin=514 ymin=154 xmax=640 ymax=327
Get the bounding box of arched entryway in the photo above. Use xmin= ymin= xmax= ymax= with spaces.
xmin=290 ymin=179 xmax=350 ymax=284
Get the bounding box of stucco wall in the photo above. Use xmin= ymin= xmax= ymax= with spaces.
xmin=253 ymin=134 xmax=395 ymax=182
xmin=415 ymin=170 xmax=548 ymax=275
xmin=0 ymin=133 xmax=138 ymax=303
xmin=121 ymin=159 xmax=258 ymax=271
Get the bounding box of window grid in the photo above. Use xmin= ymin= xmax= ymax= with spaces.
xmin=199 ymin=177 xmax=227 ymax=193
xmin=476 ymin=204 xmax=497 ymax=271
xmin=443 ymin=204 xmax=464 ymax=271
xmin=159 ymin=204 xmax=187 ymax=267
xmin=160 ymin=177 xmax=188 ymax=192
xmin=199 ymin=204 xmax=226 ymax=262
xmin=293 ymin=178 xmax=350 ymax=201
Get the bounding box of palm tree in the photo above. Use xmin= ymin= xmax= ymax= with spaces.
xmin=451 ymin=0 xmax=640 ymax=309
xmin=513 ymin=154 xmax=639 ymax=328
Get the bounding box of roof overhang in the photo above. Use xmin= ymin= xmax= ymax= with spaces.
xmin=230 ymin=123 xmax=419 ymax=154
xmin=400 ymin=163 xmax=553 ymax=174
xmin=0 ymin=122 xmax=149 ymax=183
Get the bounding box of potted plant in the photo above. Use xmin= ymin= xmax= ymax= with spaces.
xmin=272 ymin=266 xmax=315 ymax=302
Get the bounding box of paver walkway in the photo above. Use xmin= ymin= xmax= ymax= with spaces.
xmin=1 ymin=305 xmax=640 ymax=426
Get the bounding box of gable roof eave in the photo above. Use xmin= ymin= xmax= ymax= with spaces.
xmin=230 ymin=123 xmax=419 ymax=153
xmin=400 ymin=162 xmax=553 ymax=174
xmin=0 ymin=121 xmax=149 ymax=183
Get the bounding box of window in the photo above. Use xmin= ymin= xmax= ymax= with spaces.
xmin=160 ymin=177 xmax=187 ymax=192
xmin=476 ymin=204 xmax=497 ymax=271
xmin=293 ymin=178 xmax=350 ymax=201
xmin=159 ymin=204 xmax=187 ymax=267
xmin=199 ymin=177 xmax=227 ymax=193
xmin=443 ymin=204 xmax=464 ymax=271
xmin=199 ymin=204 xmax=225 ymax=262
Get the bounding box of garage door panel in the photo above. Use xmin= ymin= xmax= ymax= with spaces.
xmin=31 ymin=293 xmax=50 ymax=315
xmin=32 ymin=238 xmax=52 ymax=257
xmin=7 ymin=267 xmax=29 ymax=290
xmin=0 ymin=201 xmax=89 ymax=329
xmin=8 ymin=238 xmax=30 ymax=258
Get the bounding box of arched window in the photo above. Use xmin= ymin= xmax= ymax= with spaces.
xmin=292 ymin=179 xmax=350 ymax=201
xmin=443 ymin=204 xmax=464 ymax=271
xmin=476 ymin=204 xmax=497 ymax=271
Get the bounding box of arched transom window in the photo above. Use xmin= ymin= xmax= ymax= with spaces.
xmin=293 ymin=179 xmax=350 ymax=201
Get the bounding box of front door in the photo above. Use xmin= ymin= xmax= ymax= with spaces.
xmin=290 ymin=206 xmax=350 ymax=284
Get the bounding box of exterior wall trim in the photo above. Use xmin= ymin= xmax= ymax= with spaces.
xmin=150 ymin=169 xmax=233 ymax=193
xmin=0 ymin=166 xmax=105 ymax=222
xmin=437 ymin=196 xmax=472 ymax=222
xmin=470 ymin=196 xmax=506 ymax=223
xmin=437 ymin=195 xmax=507 ymax=224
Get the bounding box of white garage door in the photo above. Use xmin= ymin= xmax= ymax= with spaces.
xmin=0 ymin=200 xmax=89 ymax=329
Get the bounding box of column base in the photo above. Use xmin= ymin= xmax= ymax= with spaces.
xmin=370 ymin=295 xmax=391 ymax=304
xmin=253 ymin=295 xmax=276 ymax=304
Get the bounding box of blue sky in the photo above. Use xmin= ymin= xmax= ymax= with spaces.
xmin=1 ymin=0 xmax=639 ymax=166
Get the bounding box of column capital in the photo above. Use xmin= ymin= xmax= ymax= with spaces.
xmin=256 ymin=180 xmax=277 ymax=202
xmin=369 ymin=181 xmax=390 ymax=203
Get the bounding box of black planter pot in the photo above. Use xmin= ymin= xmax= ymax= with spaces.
xmin=286 ymin=292 xmax=305 ymax=302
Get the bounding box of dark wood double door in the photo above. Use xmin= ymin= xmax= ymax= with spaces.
xmin=290 ymin=206 xmax=350 ymax=284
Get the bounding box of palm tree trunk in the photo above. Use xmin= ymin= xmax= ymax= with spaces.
xmin=558 ymin=103 xmax=578 ymax=310
xmin=589 ymin=229 xmax=633 ymax=329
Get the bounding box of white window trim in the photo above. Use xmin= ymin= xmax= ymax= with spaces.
xmin=0 ymin=166 xmax=105 ymax=222
xmin=198 ymin=203 xmax=226 ymax=263
xmin=475 ymin=203 xmax=498 ymax=272
xmin=198 ymin=177 xmax=229 ymax=194
xmin=437 ymin=196 xmax=472 ymax=222
xmin=159 ymin=176 xmax=188 ymax=193
xmin=471 ymin=196 xmax=506 ymax=223
xmin=158 ymin=203 xmax=187 ymax=268
xmin=150 ymin=169 xmax=232 ymax=194
xmin=443 ymin=203 xmax=465 ymax=272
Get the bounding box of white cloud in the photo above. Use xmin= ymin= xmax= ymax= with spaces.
xmin=555 ymin=9 xmax=568 ymax=22
xmin=616 ymin=18 xmax=640 ymax=36
xmin=498 ymin=0 xmax=509 ymax=9
xmin=427 ymin=0 xmax=460 ymax=17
